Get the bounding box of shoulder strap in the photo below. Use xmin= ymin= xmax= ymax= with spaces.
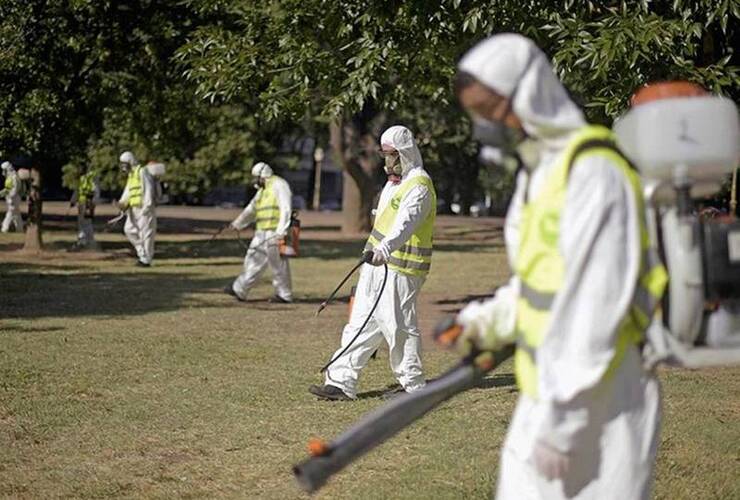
xmin=567 ymin=138 xmax=637 ymax=176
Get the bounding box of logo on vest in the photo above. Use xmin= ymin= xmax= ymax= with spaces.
xmin=539 ymin=211 xmax=559 ymax=247
xmin=391 ymin=196 xmax=400 ymax=210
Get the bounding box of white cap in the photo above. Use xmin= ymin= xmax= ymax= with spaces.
xmin=251 ymin=162 xmax=273 ymax=179
xmin=119 ymin=151 xmax=137 ymax=166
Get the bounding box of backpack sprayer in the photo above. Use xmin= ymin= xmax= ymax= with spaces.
xmin=293 ymin=317 xmax=514 ymax=493
xmin=613 ymin=83 xmax=740 ymax=367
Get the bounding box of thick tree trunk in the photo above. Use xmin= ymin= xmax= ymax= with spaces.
xmin=23 ymin=167 xmax=43 ymax=252
xmin=330 ymin=118 xmax=377 ymax=235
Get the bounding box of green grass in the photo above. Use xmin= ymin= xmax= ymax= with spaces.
xmin=0 ymin=209 xmax=738 ymax=499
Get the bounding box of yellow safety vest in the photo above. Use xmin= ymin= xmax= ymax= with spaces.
xmin=514 ymin=125 xmax=668 ymax=398
xmin=78 ymin=172 xmax=95 ymax=204
xmin=364 ymin=175 xmax=437 ymax=278
xmin=4 ymin=175 xmax=12 ymax=191
xmin=255 ymin=177 xmax=281 ymax=231
xmin=125 ymin=165 xmax=143 ymax=208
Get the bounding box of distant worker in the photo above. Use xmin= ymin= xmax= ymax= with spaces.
xmin=453 ymin=34 xmax=667 ymax=499
xmin=118 ymin=151 xmax=158 ymax=267
xmin=224 ymin=162 xmax=293 ymax=303
xmin=1 ymin=161 xmax=24 ymax=233
xmin=309 ymin=125 xmax=436 ymax=401
xmin=70 ymin=167 xmax=100 ymax=250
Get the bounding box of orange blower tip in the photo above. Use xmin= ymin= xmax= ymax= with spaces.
xmin=308 ymin=438 xmax=330 ymax=457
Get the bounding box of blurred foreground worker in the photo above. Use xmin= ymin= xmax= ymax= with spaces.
xmin=69 ymin=167 xmax=100 ymax=250
xmin=454 ymin=34 xmax=667 ymax=499
xmin=1 ymin=161 xmax=24 ymax=233
xmin=309 ymin=125 xmax=436 ymax=401
xmin=118 ymin=151 xmax=157 ymax=266
xmin=224 ymin=162 xmax=293 ymax=303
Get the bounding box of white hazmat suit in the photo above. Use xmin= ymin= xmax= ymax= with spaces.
xmin=1 ymin=162 xmax=24 ymax=233
xmin=323 ymin=126 xmax=434 ymax=399
xmin=457 ymin=34 xmax=661 ymax=499
xmin=118 ymin=152 xmax=158 ymax=265
xmin=228 ymin=163 xmax=293 ymax=302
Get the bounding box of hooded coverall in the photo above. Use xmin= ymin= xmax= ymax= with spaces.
xmin=1 ymin=168 xmax=24 ymax=233
xmin=457 ymin=34 xmax=667 ymax=500
xmin=72 ymin=171 xmax=100 ymax=248
xmin=119 ymin=165 xmax=158 ymax=265
xmin=324 ymin=126 xmax=436 ymax=399
xmin=229 ymin=175 xmax=293 ymax=302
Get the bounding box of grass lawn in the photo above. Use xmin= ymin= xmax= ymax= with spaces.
xmin=1 ymin=204 xmax=738 ymax=499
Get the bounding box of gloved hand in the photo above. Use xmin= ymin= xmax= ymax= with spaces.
xmin=531 ymin=440 xmax=570 ymax=481
xmin=455 ymin=287 xmax=517 ymax=356
xmin=0 ymin=189 xmax=7 ymax=197
xmin=229 ymin=221 xmax=239 ymax=231
xmin=370 ymin=248 xmax=387 ymax=266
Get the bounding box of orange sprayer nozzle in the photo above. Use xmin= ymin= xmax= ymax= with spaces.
xmin=308 ymin=438 xmax=331 ymax=457
xmin=433 ymin=316 xmax=463 ymax=348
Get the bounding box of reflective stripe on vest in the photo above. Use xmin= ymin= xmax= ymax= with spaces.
xmin=125 ymin=166 xmax=143 ymax=208
xmin=513 ymin=125 xmax=668 ymax=399
xmin=4 ymin=176 xmax=12 ymax=190
xmin=78 ymin=172 xmax=95 ymax=203
xmin=255 ymin=177 xmax=281 ymax=231
xmin=364 ymin=175 xmax=436 ymax=277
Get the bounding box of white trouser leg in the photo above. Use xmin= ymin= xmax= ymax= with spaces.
xmin=136 ymin=208 xmax=156 ymax=264
xmin=324 ymin=267 xmax=385 ymax=398
xmin=232 ymin=230 xmax=271 ymax=300
xmin=267 ymin=239 xmax=292 ymax=301
xmin=124 ymin=212 xmax=143 ymax=260
xmin=1 ymin=209 xmax=12 ymax=232
xmin=3 ymin=197 xmax=23 ymax=232
xmin=377 ymin=270 xmax=426 ymax=392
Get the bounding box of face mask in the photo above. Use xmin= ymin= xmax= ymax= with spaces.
xmin=384 ymin=153 xmax=402 ymax=176
xmin=472 ymin=116 xmax=524 ymax=153
xmin=253 ymin=177 xmax=265 ymax=189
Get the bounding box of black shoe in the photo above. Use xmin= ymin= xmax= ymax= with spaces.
xmin=223 ymin=285 xmax=245 ymax=302
xmin=268 ymin=295 xmax=292 ymax=304
xmin=136 ymin=260 xmax=151 ymax=267
xmin=309 ymin=384 xmax=351 ymax=401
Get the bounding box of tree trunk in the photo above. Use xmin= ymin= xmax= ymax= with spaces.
xmin=330 ymin=118 xmax=377 ymax=235
xmin=23 ymin=167 xmax=43 ymax=252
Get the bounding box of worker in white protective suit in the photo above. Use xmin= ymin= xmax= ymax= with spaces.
xmin=309 ymin=125 xmax=436 ymax=401
xmin=453 ymin=34 xmax=668 ymax=499
xmin=118 ymin=151 xmax=157 ymax=266
xmin=224 ymin=162 xmax=293 ymax=303
xmin=1 ymin=161 xmax=24 ymax=233
xmin=69 ymin=167 xmax=100 ymax=250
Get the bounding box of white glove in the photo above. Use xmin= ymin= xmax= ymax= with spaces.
xmin=531 ymin=440 xmax=570 ymax=481
xmin=455 ymin=283 xmax=518 ymax=354
xmin=229 ymin=221 xmax=240 ymax=231
xmin=371 ymin=247 xmax=387 ymax=266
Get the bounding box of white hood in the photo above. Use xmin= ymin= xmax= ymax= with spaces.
xmin=458 ymin=33 xmax=586 ymax=150
xmin=380 ymin=125 xmax=423 ymax=176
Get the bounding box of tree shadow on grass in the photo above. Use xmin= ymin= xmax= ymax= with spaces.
xmin=0 ymin=262 xmax=228 ymax=320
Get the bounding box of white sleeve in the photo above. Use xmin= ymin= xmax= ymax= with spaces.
xmin=119 ymin=184 xmax=130 ymax=207
xmin=375 ymin=184 xmax=432 ymax=258
xmin=232 ymin=194 xmax=257 ymax=230
xmin=455 ymin=170 xmax=528 ymax=344
xmin=535 ymin=155 xmax=641 ymax=452
xmin=274 ymin=179 xmax=293 ymax=236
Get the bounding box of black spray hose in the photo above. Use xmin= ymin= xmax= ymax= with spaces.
xmin=318 ymin=251 xmax=388 ymax=373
